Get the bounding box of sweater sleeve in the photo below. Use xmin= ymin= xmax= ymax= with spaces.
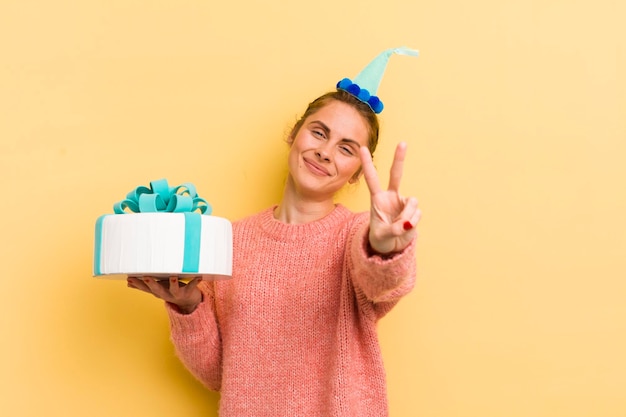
xmin=348 ymin=213 xmax=417 ymax=320
xmin=166 ymin=281 xmax=223 ymax=391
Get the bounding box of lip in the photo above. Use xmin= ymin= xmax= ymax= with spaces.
xmin=303 ymin=158 xmax=331 ymax=176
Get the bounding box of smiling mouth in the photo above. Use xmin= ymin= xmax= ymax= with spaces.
xmin=303 ymin=158 xmax=331 ymax=176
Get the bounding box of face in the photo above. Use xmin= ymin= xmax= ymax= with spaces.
xmin=287 ymin=100 xmax=369 ymax=199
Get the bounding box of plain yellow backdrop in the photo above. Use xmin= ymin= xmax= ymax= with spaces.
xmin=1 ymin=1 xmax=625 ymax=416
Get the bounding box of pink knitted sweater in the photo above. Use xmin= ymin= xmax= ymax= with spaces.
xmin=167 ymin=204 xmax=416 ymax=416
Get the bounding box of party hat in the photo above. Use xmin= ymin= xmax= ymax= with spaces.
xmin=336 ymin=46 xmax=419 ymax=114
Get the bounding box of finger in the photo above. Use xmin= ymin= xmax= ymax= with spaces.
xmin=359 ymin=146 xmax=382 ymax=195
xmin=397 ymin=197 xmax=420 ymax=229
xmin=128 ymin=276 xmax=163 ymax=289
xmin=410 ymin=207 xmax=422 ymax=228
xmin=142 ymin=277 xmax=171 ymax=299
xmin=388 ymin=142 xmax=407 ymax=192
xmin=169 ymin=276 xmax=180 ymax=298
xmin=386 ymin=197 xmax=419 ymax=235
xmin=127 ymin=277 xmax=152 ymax=293
xmin=185 ymin=276 xmax=203 ymax=292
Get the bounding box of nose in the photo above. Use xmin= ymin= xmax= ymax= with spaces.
xmin=315 ymin=144 xmax=331 ymax=162
xmin=315 ymin=150 xmax=331 ymax=162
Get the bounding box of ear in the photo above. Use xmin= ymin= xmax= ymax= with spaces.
xmin=287 ymin=128 xmax=296 ymax=146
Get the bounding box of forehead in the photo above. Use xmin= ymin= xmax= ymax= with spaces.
xmin=306 ymin=100 xmax=369 ymax=146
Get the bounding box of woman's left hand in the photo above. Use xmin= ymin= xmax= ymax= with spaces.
xmin=359 ymin=142 xmax=421 ymax=255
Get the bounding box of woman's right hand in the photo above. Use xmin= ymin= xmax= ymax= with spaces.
xmin=127 ymin=276 xmax=203 ymax=314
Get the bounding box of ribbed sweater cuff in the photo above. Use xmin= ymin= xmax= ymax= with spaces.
xmin=166 ymin=296 xmax=220 ymax=347
xmin=352 ymin=221 xmax=417 ymax=303
xmin=358 ymin=221 xmax=417 ymax=267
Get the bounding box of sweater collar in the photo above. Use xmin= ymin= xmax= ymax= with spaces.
xmin=258 ymin=204 xmax=352 ymax=241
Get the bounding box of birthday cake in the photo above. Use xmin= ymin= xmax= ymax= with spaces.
xmin=93 ymin=179 xmax=232 ymax=280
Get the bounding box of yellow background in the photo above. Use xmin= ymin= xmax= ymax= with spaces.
xmin=1 ymin=1 xmax=625 ymax=416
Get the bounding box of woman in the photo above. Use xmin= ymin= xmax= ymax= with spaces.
xmin=128 ymin=86 xmax=421 ymax=416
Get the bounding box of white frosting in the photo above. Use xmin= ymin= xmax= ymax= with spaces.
xmin=95 ymin=213 xmax=232 ymax=279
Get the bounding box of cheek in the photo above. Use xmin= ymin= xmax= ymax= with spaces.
xmin=287 ymin=143 xmax=305 ymax=171
xmin=289 ymin=132 xmax=311 ymax=151
xmin=338 ymin=157 xmax=362 ymax=177
xmin=287 ymin=146 xmax=298 ymax=166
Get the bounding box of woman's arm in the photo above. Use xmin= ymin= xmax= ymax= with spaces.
xmin=166 ymin=283 xmax=223 ymax=391
xmin=350 ymin=142 xmax=421 ymax=317
xmin=348 ymin=215 xmax=417 ymax=319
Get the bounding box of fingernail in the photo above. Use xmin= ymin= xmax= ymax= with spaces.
xmin=403 ymin=221 xmax=413 ymax=231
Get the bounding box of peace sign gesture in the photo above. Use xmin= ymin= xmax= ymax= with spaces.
xmin=359 ymin=142 xmax=421 ymax=255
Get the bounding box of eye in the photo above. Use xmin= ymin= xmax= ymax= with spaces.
xmin=312 ymin=129 xmax=326 ymax=139
xmin=339 ymin=145 xmax=355 ymax=156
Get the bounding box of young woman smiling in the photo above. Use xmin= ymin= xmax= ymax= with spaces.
xmin=128 ymin=50 xmax=421 ymax=417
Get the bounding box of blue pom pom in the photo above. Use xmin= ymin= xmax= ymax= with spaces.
xmin=358 ymin=88 xmax=371 ymax=101
xmin=337 ymin=79 xmax=383 ymax=113
xmin=347 ymin=83 xmax=361 ymax=96
xmin=368 ymin=96 xmax=384 ymax=114
xmin=337 ymin=78 xmax=352 ymax=89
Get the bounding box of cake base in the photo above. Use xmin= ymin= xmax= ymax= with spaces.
xmin=95 ymin=273 xmax=232 ymax=281
xmin=94 ymin=212 xmax=232 ymax=280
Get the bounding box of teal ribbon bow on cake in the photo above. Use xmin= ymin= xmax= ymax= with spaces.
xmin=113 ymin=178 xmax=212 ymax=215
xmin=95 ymin=179 xmax=213 ymax=275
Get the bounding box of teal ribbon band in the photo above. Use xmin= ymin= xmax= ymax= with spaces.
xmin=113 ymin=178 xmax=212 ymax=215
xmin=94 ymin=215 xmax=105 ymax=276
xmin=182 ymin=212 xmax=202 ymax=273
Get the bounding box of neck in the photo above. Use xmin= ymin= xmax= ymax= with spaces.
xmin=274 ymin=177 xmax=336 ymax=224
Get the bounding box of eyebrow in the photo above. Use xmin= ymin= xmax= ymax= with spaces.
xmin=308 ymin=120 xmax=363 ymax=148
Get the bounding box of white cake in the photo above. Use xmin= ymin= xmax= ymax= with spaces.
xmin=94 ymin=212 xmax=232 ymax=280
